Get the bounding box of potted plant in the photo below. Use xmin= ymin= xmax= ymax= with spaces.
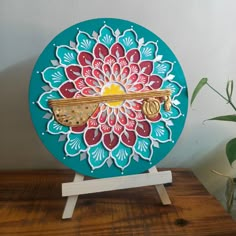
xmin=191 ymin=78 xmax=236 ymax=213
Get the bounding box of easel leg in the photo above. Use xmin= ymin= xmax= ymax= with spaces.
xmin=149 ymin=166 xmax=171 ymax=205
xmin=62 ymin=173 xmax=84 ymax=219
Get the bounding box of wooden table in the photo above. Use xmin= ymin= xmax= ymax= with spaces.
xmin=0 ymin=169 xmax=235 ymax=236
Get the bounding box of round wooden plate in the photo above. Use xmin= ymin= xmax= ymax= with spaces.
xmin=29 ymin=18 xmax=188 ymax=178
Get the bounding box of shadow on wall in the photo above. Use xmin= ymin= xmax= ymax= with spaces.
xmin=0 ymin=59 xmax=65 ymax=169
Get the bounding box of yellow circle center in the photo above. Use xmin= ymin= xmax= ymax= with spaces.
xmin=102 ymin=83 xmax=125 ymax=107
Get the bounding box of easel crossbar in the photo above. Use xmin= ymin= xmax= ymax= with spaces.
xmin=62 ymin=170 xmax=172 ymax=197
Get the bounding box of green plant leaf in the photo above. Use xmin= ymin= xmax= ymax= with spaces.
xmin=226 ymin=80 xmax=234 ymax=101
xmin=226 ymin=138 xmax=236 ymax=166
xmin=207 ymin=114 xmax=236 ymax=122
xmin=225 ymin=177 xmax=235 ymax=212
xmin=190 ymin=77 xmax=208 ymax=105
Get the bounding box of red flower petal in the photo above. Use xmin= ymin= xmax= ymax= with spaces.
xmin=118 ymin=57 xmax=128 ymax=68
xmin=141 ymin=86 xmax=151 ymax=92
xmin=93 ymin=68 xmax=105 ymax=81
xmin=125 ymin=108 xmax=136 ymax=119
xmin=82 ymin=66 xmax=92 ymax=77
xmin=114 ymin=122 xmax=124 ymax=135
xmin=101 ymin=123 xmax=112 ymax=133
xmin=81 ymin=87 xmax=97 ymax=96
xmin=118 ymin=112 xmax=127 ymax=125
xmin=100 ymin=104 xmax=106 ymax=111
xmin=121 ymin=67 xmax=130 ymax=80
xmin=85 ymin=77 xmax=100 ymax=87
xmin=131 ymin=101 xmax=142 ymax=110
xmin=74 ymin=92 xmax=83 ymax=98
xmin=124 ymin=101 xmax=131 ymax=109
xmin=130 ymin=83 xmax=143 ymax=92
xmin=78 ymin=52 xmax=94 ymax=66
xmin=92 ymin=59 xmax=103 ymax=69
xmin=126 ymin=74 xmax=138 ymax=84
xmin=140 ymin=61 xmax=153 ymax=75
xmin=66 ymin=65 xmax=82 ymax=80
xmin=136 ymin=121 xmax=151 ymax=137
xmin=103 ymin=64 xmax=112 ymax=78
xmin=104 ymin=55 xmax=116 ymax=66
xmin=119 ymin=106 xmax=125 ymax=113
xmin=130 ymin=63 xmax=140 ymax=74
xmin=137 ymin=74 xmax=148 ymax=84
xmin=90 ymin=106 xmax=100 ymax=119
xmin=125 ymin=119 xmax=136 ymax=130
xmin=88 ymin=118 xmax=99 ymax=128
xmin=111 ymin=43 xmax=125 ymax=58
xmin=136 ymin=111 xmax=145 ymax=120
xmin=59 ymin=81 xmax=77 ymax=98
xmin=74 ymin=78 xmax=86 ymax=90
xmin=126 ymin=49 xmax=140 ymax=63
xmin=71 ymin=123 xmax=87 ymax=133
xmin=107 ymin=107 xmax=113 ymax=115
xmin=113 ymin=108 xmax=119 ymax=115
xmin=121 ymin=130 xmax=136 ymax=147
xmin=103 ymin=133 xmax=119 ymax=150
xmin=108 ymin=113 xmax=116 ymax=126
xmin=149 ymin=75 xmax=163 ymax=89
xmin=99 ymin=110 xmax=107 ymax=124
xmin=85 ymin=129 xmax=102 ymax=145
xmin=94 ymin=43 xmax=109 ymax=59
xmin=112 ymin=63 xmax=121 ymax=77
xmin=109 ymin=74 xmax=116 ymax=82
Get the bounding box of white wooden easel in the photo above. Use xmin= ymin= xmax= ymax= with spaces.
xmin=62 ymin=166 xmax=172 ymax=219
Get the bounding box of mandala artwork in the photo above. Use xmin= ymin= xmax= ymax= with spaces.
xmin=29 ymin=18 xmax=188 ymax=178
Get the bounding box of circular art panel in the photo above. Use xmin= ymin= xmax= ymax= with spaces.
xmin=29 ymin=18 xmax=188 ymax=178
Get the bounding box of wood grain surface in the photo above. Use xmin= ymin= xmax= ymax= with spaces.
xmin=0 ymin=169 xmax=235 ymax=236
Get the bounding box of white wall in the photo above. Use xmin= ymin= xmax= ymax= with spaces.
xmin=1 ymin=0 xmax=236 ymax=214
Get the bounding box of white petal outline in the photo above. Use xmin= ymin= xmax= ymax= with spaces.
xmin=150 ymin=120 xmax=172 ymax=143
xmin=111 ymin=144 xmax=133 ymax=170
xmin=153 ymin=60 xmax=174 ymax=79
xmin=56 ymin=45 xmax=78 ymax=65
xmin=162 ymin=80 xmax=184 ymax=100
xmin=134 ymin=137 xmax=153 ymax=161
xmin=118 ymin=28 xmax=139 ymax=51
xmin=160 ymin=104 xmax=182 ymax=121
xmin=98 ymin=25 xmax=116 ymax=48
xmin=64 ymin=131 xmax=87 ymax=157
xmin=41 ymin=65 xmax=67 ymax=88
xmin=37 ymin=89 xmax=61 ymax=112
xmin=46 ymin=117 xmax=69 ymax=135
xmin=139 ymin=41 xmax=158 ymax=60
xmin=76 ymin=30 xmax=96 ymax=52
xmin=87 ymin=141 xmax=110 ymax=170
